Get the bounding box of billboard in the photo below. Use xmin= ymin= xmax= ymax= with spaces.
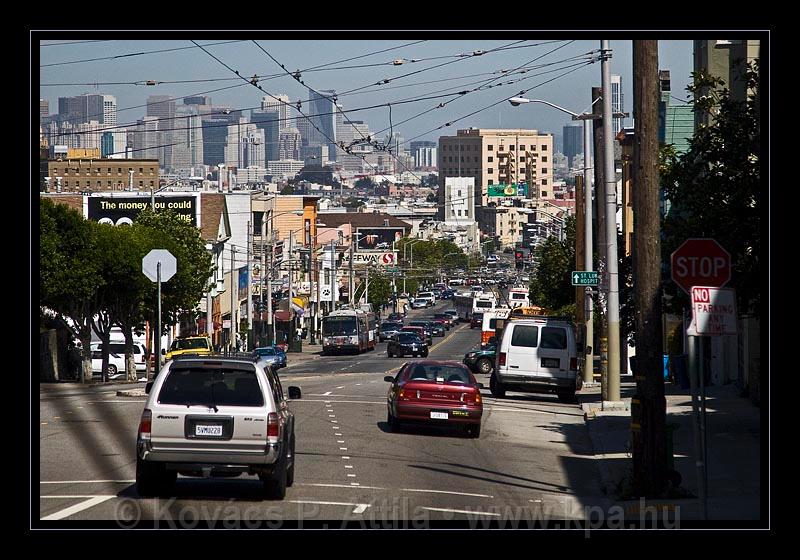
xmin=487 ymin=183 xmax=527 ymax=197
xmin=87 ymin=195 xmax=198 ymax=226
xmin=356 ymin=227 xmax=405 ymax=251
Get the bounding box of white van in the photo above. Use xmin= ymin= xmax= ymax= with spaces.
xmin=491 ymin=317 xmax=582 ymax=402
xmin=416 ymin=291 xmax=436 ymax=307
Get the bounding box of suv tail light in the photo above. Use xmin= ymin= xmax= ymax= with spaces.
xmin=570 ymin=357 xmax=578 ymax=371
xmin=138 ymin=409 xmax=152 ymax=440
xmin=267 ymin=412 xmax=280 ymax=440
xmin=498 ymin=352 xmax=507 ymax=367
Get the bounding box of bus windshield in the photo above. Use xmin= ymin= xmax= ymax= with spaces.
xmin=323 ymin=317 xmax=358 ymax=335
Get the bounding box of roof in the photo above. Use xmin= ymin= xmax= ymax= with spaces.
xmin=315 ymin=212 xmax=411 ymax=231
xmin=200 ymin=193 xmax=228 ymax=243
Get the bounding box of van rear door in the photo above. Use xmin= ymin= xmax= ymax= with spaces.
xmin=504 ymin=323 xmax=539 ymax=377
xmin=536 ymin=325 xmax=571 ymax=380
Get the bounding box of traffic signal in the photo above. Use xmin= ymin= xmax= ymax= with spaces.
xmin=514 ymin=250 xmax=524 ymax=270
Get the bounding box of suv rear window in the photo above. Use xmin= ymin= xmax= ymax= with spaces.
xmin=510 ymin=325 xmax=538 ymax=348
xmin=158 ymin=368 xmax=265 ymax=407
xmin=540 ymin=327 xmax=567 ymax=349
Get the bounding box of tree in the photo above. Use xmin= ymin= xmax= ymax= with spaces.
xmin=40 ymin=199 xmax=105 ymax=383
xmin=528 ymin=216 xmax=576 ymax=320
xmin=354 ymin=177 xmax=374 ymax=190
xmin=280 ymin=184 xmax=293 ymax=195
xmin=661 ymin=61 xmax=760 ymax=316
xmin=426 ymin=192 xmax=436 ymax=203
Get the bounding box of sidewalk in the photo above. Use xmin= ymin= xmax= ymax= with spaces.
xmin=580 ymin=377 xmax=762 ymax=521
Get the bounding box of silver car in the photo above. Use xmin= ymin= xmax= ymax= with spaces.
xmin=136 ymin=354 xmax=301 ymax=499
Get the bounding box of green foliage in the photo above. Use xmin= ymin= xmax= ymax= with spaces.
xmin=426 ymin=192 xmax=436 ymax=203
xmin=280 ymin=184 xmax=293 ymax=195
xmin=528 ymin=216 xmax=576 ymax=311
xmin=354 ymin=177 xmax=375 ymax=189
xmin=661 ymin=61 xmax=760 ymax=315
xmin=353 ymin=272 xmax=392 ymax=309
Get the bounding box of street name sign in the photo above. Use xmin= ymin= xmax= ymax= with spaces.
xmin=571 ymin=271 xmax=599 ymax=286
xmin=691 ymin=286 xmax=737 ymax=336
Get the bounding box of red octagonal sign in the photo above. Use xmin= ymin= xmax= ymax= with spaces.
xmin=671 ymin=238 xmax=731 ymax=294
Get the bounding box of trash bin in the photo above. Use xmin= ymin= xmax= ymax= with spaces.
xmin=673 ymin=354 xmax=689 ymax=389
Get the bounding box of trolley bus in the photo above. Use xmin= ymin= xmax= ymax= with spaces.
xmin=321 ymin=309 xmax=371 ymax=355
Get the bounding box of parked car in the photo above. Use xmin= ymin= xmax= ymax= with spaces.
xmin=253 ymin=346 xmax=287 ymax=369
xmin=470 ymin=312 xmax=484 ymax=330
xmin=387 ymin=312 xmax=405 ymax=323
xmin=387 ymin=332 xmax=429 ymax=358
xmin=463 ymin=343 xmax=497 ymax=375
xmin=136 ymin=353 xmax=302 ymax=499
xmin=491 ymin=317 xmax=582 ymax=402
xmin=379 ymin=321 xmax=404 ymax=342
xmin=91 ymin=341 xmax=148 ymax=378
xmin=384 ymin=360 xmax=483 ymax=437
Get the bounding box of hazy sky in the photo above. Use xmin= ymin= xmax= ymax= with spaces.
xmin=37 ymin=37 xmax=695 ymax=150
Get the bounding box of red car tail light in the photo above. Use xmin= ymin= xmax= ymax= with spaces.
xmin=498 ymin=352 xmax=507 ymax=366
xmin=267 ymin=412 xmax=280 ymax=439
xmin=570 ymin=357 xmax=578 ymax=371
xmin=138 ymin=409 xmax=152 ymax=440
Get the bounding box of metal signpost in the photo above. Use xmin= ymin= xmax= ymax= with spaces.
xmin=142 ymin=249 xmax=177 ymax=380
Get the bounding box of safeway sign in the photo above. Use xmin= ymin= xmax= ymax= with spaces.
xmin=691 ymin=286 xmax=737 ymax=336
xmin=671 ymin=238 xmax=731 ymax=294
xmin=341 ymin=251 xmax=398 ymax=267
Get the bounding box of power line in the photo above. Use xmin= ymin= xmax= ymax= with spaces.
xmin=40 ymin=40 xmax=110 ymax=47
xmin=40 ymin=40 xmax=246 ymax=68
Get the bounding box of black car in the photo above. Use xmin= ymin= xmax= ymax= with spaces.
xmin=440 ymin=289 xmax=455 ymax=300
xmin=470 ymin=312 xmax=484 ymax=329
xmin=387 ymin=312 xmax=404 ymax=323
xmin=379 ymin=321 xmax=404 ymax=342
xmin=426 ymin=321 xmax=446 ymax=337
xmin=387 ymin=332 xmax=429 ymax=358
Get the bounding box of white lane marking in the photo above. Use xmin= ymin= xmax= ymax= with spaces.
xmin=336 ymin=386 xmax=345 ymax=389
xmin=356 ymin=384 xmax=362 ymax=386
xmin=402 ymin=488 xmax=495 ymax=499
xmin=87 ymin=400 xmax=147 ymax=403
xmin=297 ymin=398 xmax=384 ymax=403
xmin=331 ymin=420 xmax=338 ymax=424
xmin=335 ymin=434 xmax=343 ymax=437
xmin=342 ymin=456 xmax=350 ymax=459
xmin=339 ymin=447 xmax=348 ymax=451
xmin=287 ymin=500 xmax=370 ymax=515
xmin=297 ymin=483 xmax=385 ymax=490
xmin=344 ymin=465 xmax=354 ymax=469
xmin=347 ymin=474 xmax=357 ymax=477
xmin=421 ymin=507 xmax=500 ymax=517
xmin=351 ymin=483 xmax=360 ymax=486
xmin=322 ymin=391 xmax=332 ymax=396
xmin=41 ymin=496 xmax=114 ymax=520
xmin=41 ymin=480 xmax=135 ymax=484
xmin=337 ymin=440 xmax=345 ymax=443
xmin=329 ymin=415 xmax=336 ymax=418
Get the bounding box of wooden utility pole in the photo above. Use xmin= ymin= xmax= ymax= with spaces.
xmin=592 ymin=86 xmax=608 ymax=399
xmin=631 ymin=39 xmax=667 ymax=497
xmin=575 ymin=175 xmax=586 ymax=326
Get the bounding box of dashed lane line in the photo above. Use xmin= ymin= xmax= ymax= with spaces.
xmin=421 ymin=507 xmax=501 ymax=517
xmin=40 ymin=495 xmax=114 ymax=521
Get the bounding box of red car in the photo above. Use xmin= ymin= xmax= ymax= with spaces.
xmin=384 ymin=360 xmax=483 ymax=437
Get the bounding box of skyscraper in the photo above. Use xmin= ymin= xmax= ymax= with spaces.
xmin=57 ymin=93 xmax=116 ymax=126
xmin=611 ymin=74 xmax=624 ymax=134
xmin=562 ymin=123 xmax=582 ymax=168
xmin=261 ymin=94 xmax=291 ymax=132
xmin=308 ymin=88 xmax=337 ymax=161
xmin=171 ymin=106 xmax=204 ymax=170
xmin=146 ymin=95 xmax=176 ymax=168
xmin=658 ymin=70 xmax=693 ymax=155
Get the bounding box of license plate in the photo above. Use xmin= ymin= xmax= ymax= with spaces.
xmin=195 ymin=425 xmax=223 ymax=436
xmin=542 ymin=358 xmax=560 ymax=368
xmin=430 ymin=411 xmax=448 ymax=420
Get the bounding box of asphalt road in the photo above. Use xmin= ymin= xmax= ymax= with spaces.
xmin=39 ymin=299 xmax=608 ymax=527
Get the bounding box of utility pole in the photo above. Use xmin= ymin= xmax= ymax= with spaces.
xmin=330 ymin=239 xmax=336 ymax=313
xmin=246 ymin=219 xmax=251 ymax=350
xmin=631 ymin=39 xmax=667 ymax=496
xmin=583 ymin=115 xmax=595 ymax=386
xmin=601 ymin=40 xmax=621 ymax=404
xmin=230 ymin=246 xmax=236 ymax=351
xmin=349 ymin=231 xmax=355 ymax=307
xmin=289 ymin=230 xmax=294 ymax=349
xmin=261 ymin=213 xmax=266 ymax=347
xmin=592 ymin=85 xmax=609 ymax=401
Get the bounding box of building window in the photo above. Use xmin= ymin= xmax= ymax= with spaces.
xmin=461 ymin=156 xmax=464 ymax=162
xmin=488 ymin=156 xmax=493 ymax=162
xmin=487 ymin=145 xmax=493 ymax=151
xmin=150 ymin=181 xmax=154 ymax=186
xmin=541 ymin=145 xmax=548 ymax=151
xmin=139 ymin=181 xmax=143 ymax=187
xmin=542 ymin=156 xmax=548 ymax=163
xmin=108 ymin=181 xmax=112 ymax=186
xmin=460 ymin=145 xmax=464 ymax=151
xmin=510 ymin=145 xmax=515 ymax=151
xmin=519 ymin=156 xmax=525 ymax=162
xmin=541 ymin=191 xmax=548 ymax=197
xmin=519 ymin=145 xmax=525 ymax=150
xmin=542 ymin=168 xmax=548 ymax=173
xmin=474 ymin=157 xmax=478 ymax=162
xmin=488 ymin=180 xmax=493 ymax=185
xmin=107 ymin=167 xmax=112 ymax=174
xmin=118 ymin=168 xmax=122 ymax=174
xmin=542 ymin=179 xmax=548 ymax=185
xmin=488 ymin=168 xmax=494 ymax=174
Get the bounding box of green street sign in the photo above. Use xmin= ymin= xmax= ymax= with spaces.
xmin=571 ymin=271 xmax=598 ymax=286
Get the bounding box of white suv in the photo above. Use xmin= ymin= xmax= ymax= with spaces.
xmin=91 ymin=342 xmax=147 ymax=378
xmin=416 ymin=291 xmax=435 ymax=307
xmin=136 ymin=354 xmax=302 ymax=499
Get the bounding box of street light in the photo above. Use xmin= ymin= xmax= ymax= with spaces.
xmin=509 ymin=95 xmax=598 ymax=387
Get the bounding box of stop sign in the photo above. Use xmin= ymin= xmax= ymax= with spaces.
xmin=671 ymin=238 xmax=731 ymax=294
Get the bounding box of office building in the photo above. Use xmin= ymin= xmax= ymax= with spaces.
xmin=146 ymin=95 xmax=176 ymax=168
xmin=279 ymin=128 xmax=301 ymax=160
xmin=40 ymin=99 xmax=49 ymax=119
xmin=184 ymin=95 xmax=212 ymax=106
xmin=562 ymin=123 xmax=582 ymax=168
xmin=171 ymin=106 xmax=204 ymax=170
xmin=437 ymin=128 xmax=554 ymax=227
xmin=224 ymin=118 xmax=265 ymax=169
xmin=414 ymin=147 xmax=437 ymax=169
xmin=658 ymin=70 xmax=694 ymax=155
xmin=307 ymin=88 xmax=338 ymax=161
xmin=42 ymin=158 xmax=159 ymax=192
xmin=252 ymin=109 xmax=281 ymax=162
xmin=57 ymin=94 xmax=117 ymax=127
xmin=261 ymin=94 xmax=291 ymax=132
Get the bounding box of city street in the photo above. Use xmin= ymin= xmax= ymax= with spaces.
xmin=39 ymin=300 xmax=608 ymax=527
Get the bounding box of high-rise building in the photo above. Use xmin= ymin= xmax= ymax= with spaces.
xmin=693 ymin=39 xmax=760 ymax=129
xmin=224 ymin=118 xmax=265 ymax=169
xmin=252 ymin=110 xmax=281 ymax=162
xmin=146 ymin=95 xmax=176 ymax=169
xmin=171 ymin=106 xmax=204 ymax=170
xmin=562 ymin=123 xmax=582 ymax=168
xmin=40 ymin=99 xmax=49 ymax=119
xmin=409 ymin=140 xmax=436 ymax=153
xmin=279 ymin=128 xmax=301 ymax=160
xmin=444 ymin=177 xmax=475 ymax=223
xmin=414 ymin=147 xmax=437 ymax=169
xmin=183 ymin=95 xmax=212 ymax=106
xmin=611 ymin=74 xmax=624 ymax=134
xmin=437 ymin=128 xmax=554 ymax=226
xmin=132 ymin=117 xmax=161 ymax=161
xmin=307 ymin=88 xmax=337 ymax=161
xmin=57 ymin=93 xmax=116 ymax=126
xmin=261 ymin=94 xmax=291 ymax=132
